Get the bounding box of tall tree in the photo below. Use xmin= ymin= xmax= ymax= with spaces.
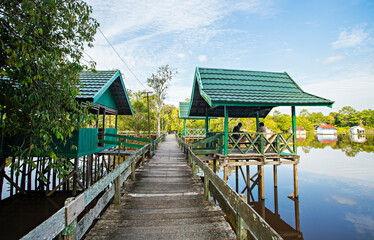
xmin=147 ymin=65 xmax=177 ymax=137
xmin=0 ymin=1 xmax=98 ymax=158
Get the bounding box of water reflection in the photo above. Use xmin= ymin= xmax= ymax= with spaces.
xmin=215 ymin=163 xmax=303 ymax=239
xmin=317 ymin=134 xmax=338 ymax=143
xmin=215 ymin=134 xmax=374 ymax=239
xmin=299 ymin=134 xmax=374 ymax=157
xmin=350 ymin=134 xmax=366 ymax=143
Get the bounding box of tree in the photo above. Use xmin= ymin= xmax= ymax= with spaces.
xmin=0 ymin=1 xmax=98 ymax=158
xmin=147 ymin=65 xmax=177 ymax=137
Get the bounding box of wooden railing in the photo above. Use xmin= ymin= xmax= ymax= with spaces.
xmin=176 ymin=134 xmax=283 ymax=240
xmin=20 ymin=134 xmax=166 ymax=240
xmin=191 ymin=132 xmax=296 ymax=155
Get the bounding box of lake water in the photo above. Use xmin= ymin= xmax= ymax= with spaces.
xmin=217 ymin=134 xmax=374 ymax=240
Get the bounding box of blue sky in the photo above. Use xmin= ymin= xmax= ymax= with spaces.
xmin=85 ymin=0 xmax=374 ymax=115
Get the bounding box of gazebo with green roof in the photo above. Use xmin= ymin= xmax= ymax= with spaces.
xmin=1 ymin=70 xmax=133 ymax=158
xmin=179 ymin=102 xmax=216 ymax=137
xmin=188 ymin=67 xmax=334 ymax=155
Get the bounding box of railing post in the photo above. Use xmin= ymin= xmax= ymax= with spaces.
xmin=236 ymin=213 xmax=247 ymax=240
xmin=131 ymin=162 xmax=135 ymax=181
xmin=204 ymin=175 xmax=210 ymax=201
xmin=192 ymin=160 xmax=197 ymax=178
xmin=114 ymin=175 xmax=121 ymax=205
xmin=60 ymin=198 xmax=77 ymax=240
xmin=260 ymin=134 xmax=264 ymax=155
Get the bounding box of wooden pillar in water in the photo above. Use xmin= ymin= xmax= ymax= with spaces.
xmin=224 ymin=105 xmax=228 ymax=155
xmin=295 ymin=198 xmax=300 ymax=232
xmin=258 ymin=164 xmax=265 ymax=201
xmin=235 ymin=165 xmax=239 ymax=193
xmin=246 ymin=165 xmax=250 ymax=204
xmin=273 ymin=165 xmax=279 ymax=215
xmin=293 ymin=163 xmax=299 ymax=198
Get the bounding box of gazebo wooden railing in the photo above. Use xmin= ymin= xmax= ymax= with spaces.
xmin=191 ymin=132 xmax=296 ymax=156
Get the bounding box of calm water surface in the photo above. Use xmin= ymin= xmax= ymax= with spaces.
xmin=217 ymin=134 xmax=374 ymax=240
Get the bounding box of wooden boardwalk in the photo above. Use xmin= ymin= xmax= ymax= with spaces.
xmin=85 ymin=135 xmax=235 ymax=240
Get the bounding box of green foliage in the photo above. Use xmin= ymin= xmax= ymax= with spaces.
xmin=118 ymin=90 xmax=156 ymax=134
xmin=0 ymin=1 xmax=98 ymax=167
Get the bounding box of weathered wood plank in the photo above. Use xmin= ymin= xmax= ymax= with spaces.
xmin=77 ymin=186 xmax=115 ymax=239
xmin=20 ymin=207 xmax=65 ymax=240
xmin=85 ymin=135 xmax=235 ymax=240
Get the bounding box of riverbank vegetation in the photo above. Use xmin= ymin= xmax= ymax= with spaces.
xmin=118 ymin=99 xmax=374 ymax=135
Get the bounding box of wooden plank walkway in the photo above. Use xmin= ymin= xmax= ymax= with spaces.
xmin=84 ymin=135 xmax=235 ymax=240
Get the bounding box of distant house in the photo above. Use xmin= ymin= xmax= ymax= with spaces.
xmin=349 ymin=126 xmax=365 ymax=134
xmin=289 ymin=127 xmax=306 ymax=135
xmin=316 ymin=124 xmax=337 ymax=135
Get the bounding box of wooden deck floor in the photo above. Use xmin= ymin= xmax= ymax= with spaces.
xmin=84 ymin=135 xmax=235 ymax=240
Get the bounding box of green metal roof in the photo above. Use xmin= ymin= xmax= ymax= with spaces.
xmin=77 ymin=70 xmax=133 ymax=115
xmin=189 ymin=67 xmax=334 ymax=118
xmin=179 ymin=102 xmax=216 ymax=119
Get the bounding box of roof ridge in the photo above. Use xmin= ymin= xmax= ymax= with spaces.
xmin=197 ymin=67 xmax=285 ymax=75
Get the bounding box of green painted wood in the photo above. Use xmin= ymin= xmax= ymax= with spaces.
xmin=189 ymin=67 xmax=334 ymax=118
xmin=191 ymin=134 xmax=220 ymax=148
xmin=96 ymin=88 xmax=118 ymax=110
xmin=224 ymin=106 xmax=228 ymax=155
xmin=193 ymin=149 xmax=220 ymax=155
xmin=292 ymin=106 xmax=297 ymax=154
xmin=183 ymin=119 xmax=186 ymax=136
xmin=78 ymin=70 xmax=133 ymax=115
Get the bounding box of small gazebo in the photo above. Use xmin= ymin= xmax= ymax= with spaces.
xmin=179 ymin=102 xmax=216 ymax=137
xmin=188 ymin=67 xmax=334 ymax=156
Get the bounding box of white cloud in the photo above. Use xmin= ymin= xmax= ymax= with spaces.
xmin=332 ymin=27 xmax=369 ymax=49
xmin=330 ymin=195 xmax=356 ymax=206
xmin=345 ymin=213 xmax=374 ymax=238
xmin=198 ymin=55 xmax=207 ymax=62
xmin=84 ymin=0 xmax=266 ymax=93
xmin=322 ymin=55 xmax=344 ymax=64
xmin=177 ymin=53 xmax=186 ymax=59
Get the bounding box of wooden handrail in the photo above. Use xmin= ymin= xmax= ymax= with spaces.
xmin=176 ymin=134 xmax=283 ymax=240
xmin=21 ymin=133 xmax=167 ymax=240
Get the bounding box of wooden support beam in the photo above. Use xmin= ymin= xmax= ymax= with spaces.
xmin=46 ymin=171 xmax=75 ymax=197
xmin=3 ymin=173 xmax=26 ymax=194
xmin=224 ymin=106 xmax=228 ymax=155
xmin=293 ymin=163 xmax=298 ymax=198
xmin=72 ymin=158 xmax=78 ymax=196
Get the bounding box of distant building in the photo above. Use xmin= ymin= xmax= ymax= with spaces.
xmin=349 ymin=126 xmax=365 ymax=134
xmin=289 ymin=127 xmax=306 ymax=135
xmin=316 ymin=124 xmax=337 ymax=135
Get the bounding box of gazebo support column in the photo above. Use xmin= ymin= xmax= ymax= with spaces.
xmin=183 ymin=119 xmax=186 ymax=136
xmin=205 ymin=110 xmax=209 ymax=135
xmin=291 ymin=106 xmax=297 ymax=154
xmin=224 ymin=106 xmax=228 ymax=155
